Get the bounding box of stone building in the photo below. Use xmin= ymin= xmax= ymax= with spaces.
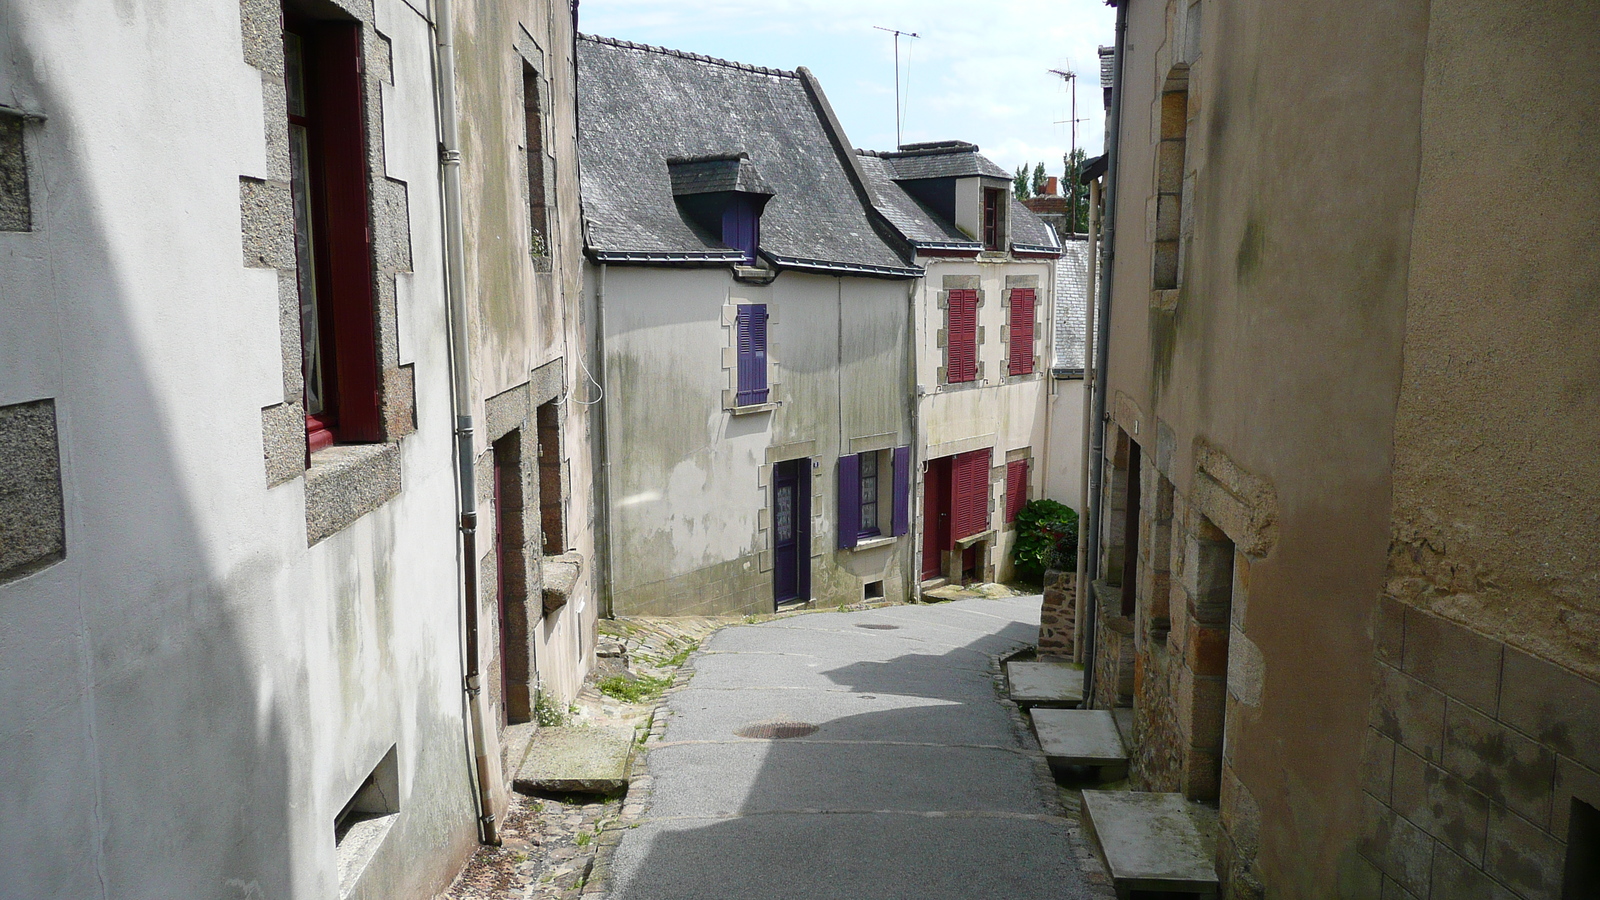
xmin=577 ymin=36 xmax=921 ymax=616
xmin=1078 ymin=0 xmax=1600 ymax=897
xmin=0 ymin=1 xmax=595 ymax=897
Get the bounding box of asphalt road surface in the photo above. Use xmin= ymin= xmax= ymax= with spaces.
xmin=605 ymin=596 xmax=1101 ymax=900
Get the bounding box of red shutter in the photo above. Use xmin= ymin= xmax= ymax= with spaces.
xmin=951 ymin=448 xmax=992 ymax=540
xmin=1008 ymin=289 xmax=1036 ymax=376
xmin=947 ymin=289 xmax=978 ymax=383
xmin=1005 ymin=458 xmax=1029 ymax=522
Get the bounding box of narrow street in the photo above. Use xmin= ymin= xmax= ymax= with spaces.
xmin=602 ymin=597 xmax=1107 ymax=900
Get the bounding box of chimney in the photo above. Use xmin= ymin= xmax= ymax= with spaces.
xmin=1044 ymin=176 xmax=1059 ymax=197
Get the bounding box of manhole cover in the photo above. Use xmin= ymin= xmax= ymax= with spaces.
xmin=856 ymin=623 xmax=900 ymax=630
xmin=735 ymin=720 xmax=820 ymax=739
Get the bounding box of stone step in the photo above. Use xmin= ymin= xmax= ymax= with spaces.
xmin=1080 ymin=790 xmax=1220 ymax=898
xmin=513 ymin=725 xmax=636 ymax=796
xmin=1005 ymin=660 xmax=1084 ymax=708
xmin=1029 ymin=708 xmax=1128 ymax=776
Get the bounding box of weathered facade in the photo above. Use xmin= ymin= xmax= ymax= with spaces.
xmin=1082 ymin=0 xmax=1600 ymax=897
xmin=0 ymin=1 xmax=593 ymax=897
xmin=577 ymin=36 xmax=921 ymax=617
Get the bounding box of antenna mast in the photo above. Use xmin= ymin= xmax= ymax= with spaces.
xmin=1050 ymin=67 xmax=1086 ymax=235
xmin=874 ymin=26 xmax=920 ymax=148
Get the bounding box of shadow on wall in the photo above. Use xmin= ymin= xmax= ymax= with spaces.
xmin=604 ymin=612 xmax=1094 ymax=900
xmin=0 ymin=59 xmax=298 ymax=899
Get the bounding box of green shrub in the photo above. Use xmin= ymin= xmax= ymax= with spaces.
xmin=1012 ymin=499 xmax=1079 ymax=581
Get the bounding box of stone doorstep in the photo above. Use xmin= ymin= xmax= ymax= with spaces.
xmin=513 ymin=726 xmax=637 ymax=796
xmin=1080 ymin=790 xmax=1220 ymax=898
xmin=1007 ymin=660 xmax=1086 ymax=708
xmin=1031 ymin=708 xmax=1128 ymax=768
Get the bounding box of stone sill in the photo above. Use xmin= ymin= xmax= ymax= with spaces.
xmin=542 ymin=550 xmax=583 ymax=612
xmin=727 ymin=402 xmax=778 ymax=416
xmin=848 ymin=535 xmax=898 ymax=552
xmin=955 ymin=529 xmax=995 ymax=550
xmin=305 ymin=442 xmax=402 ymax=545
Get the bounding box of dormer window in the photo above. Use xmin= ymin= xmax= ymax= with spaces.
xmin=983 ymin=186 xmax=1005 ymax=250
xmin=668 ymin=153 xmax=774 ymax=266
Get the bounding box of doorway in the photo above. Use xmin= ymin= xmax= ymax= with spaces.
xmin=772 ymin=458 xmax=811 ymax=607
xmin=922 ymin=455 xmax=952 ymax=580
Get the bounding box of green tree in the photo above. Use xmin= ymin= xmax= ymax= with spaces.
xmin=1013 ymin=163 xmax=1030 ymax=201
xmin=1031 ymin=162 xmax=1047 ymax=197
xmin=1062 ymin=147 xmax=1094 ymax=235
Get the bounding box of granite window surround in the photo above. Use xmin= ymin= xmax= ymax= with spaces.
xmin=242 ymin=0 xmax=417 ymax=544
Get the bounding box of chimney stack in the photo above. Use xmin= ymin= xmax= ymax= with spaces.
xmin=1043 ymin=176 xmax=1059 ymax=197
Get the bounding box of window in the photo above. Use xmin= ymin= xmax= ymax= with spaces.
xmin=837 ymin=447 xmax=911 ymax=549
xmin=285 ymin=14 xmax=381 ymax=451
xmin=945 ymin=289 xmax=978 ymax=384
xmin=1008 ymin=288 xmax=1036 ymax=376
xmin=1005 ymin=458 xmax=1029 ymax=522
xmin=523 ymin=63 xmax=548 ymax=262
xmin=983 ymin=186 xmax=1004 ymax=250
xmin=735 ymin=303 xmax=769 ymax=405
xmin=859 ymin=452 xmax=881 ymax=538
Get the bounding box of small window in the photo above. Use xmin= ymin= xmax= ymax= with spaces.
xmin=1008 ymin=288 xmax=1036 ymax=376
xmin=1005 ymin=458 xmax=1029 ymax=523
xmin=945 ymin=290 xmax=979 ymax=384
xmin=982 ymin=186 xmax=1004 ymax=250
xmin=864 ymin=580 xmax=885 ymax=601
xmin=523 ymin=63 xmax=549 ymax=263
xmin=735 ymin=303 xmax=769 ymax=405
xmin=285 ymin=13 xmax=382 ymax=451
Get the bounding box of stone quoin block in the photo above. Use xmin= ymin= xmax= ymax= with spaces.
xmin=1363 ymin=727 xmax=1398 ymax=803
xmin=1498 ymin=647 xmax=1600 ymax=773
xmin=0 ymin=399 xmax=64 ymax=582
xmin=1401 ymin=607 xmax=1503 ymax=714
xmin=1390 ymin=745 xmax=1491 ymax=863
xmin=1187 ymin=622 xmax=1230 ymax=677
xmin=1429 ymin=845 xmax=1519 ymax=900
xmin=1374 ymin=595 xmax=1405 ymax=667
xmin=1442 ymin=698 xmax=1557 ymax=828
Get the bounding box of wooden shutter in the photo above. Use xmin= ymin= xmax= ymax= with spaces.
xmin=1008 ymin=289 xmax=1036 ymax=376
xmin=891 ymin=446 xmax=911 ymax=537
xmin=837 ymin=454 xmax=861 ymax=549
xmin=736 ymin=304 xmax=769 ymax=405
xmin=951 ymin=448 xmax=992 ymax=540
xmin=946 ymin=289 xmax=978 ymax=383
xmin=1005 ymin=458 xmax=1029 ymax=522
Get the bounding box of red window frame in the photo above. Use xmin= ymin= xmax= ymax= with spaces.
xmin=1008 ymin=288 xmax=1036 ymax=376
xmin=287 ymin=16 xmax=381 ymax=453
xmin=946 ymin=289 xmax=978 ymax=384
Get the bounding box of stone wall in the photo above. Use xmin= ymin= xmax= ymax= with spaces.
xmin=1037 ymin=567 xmax=1076 ymax=655
xmin=1360 ymin=598 xmax=1600 ymax=898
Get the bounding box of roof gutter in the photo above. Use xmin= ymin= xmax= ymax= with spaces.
xmin=1082 ymin=0 xmax=1129 ymax=708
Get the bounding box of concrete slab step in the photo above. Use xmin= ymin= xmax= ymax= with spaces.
xmin=1030 ymin=708 xmax=1127 ymax=775
xmin=512 ymin=725 xmax=636 ymax=796
xmin=1080 ymin=790 xmax=1220 ymax=898
xmin=1005 ymin=660 xmax=1085 ymax=708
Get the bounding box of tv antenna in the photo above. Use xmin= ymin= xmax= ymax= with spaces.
xmin=874 ymin=26 xmax=920 ymax=148
xmin=1050 ymin=67 xmax=1088 ymax=235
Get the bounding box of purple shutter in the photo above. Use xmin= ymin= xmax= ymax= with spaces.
xmin=723 ymin=195 xmax=760 ymax=265
xmin=837 ymin=454 xmax=860 ymax=549
xmin=736 ymin=304 xmax=769 ymax=405
xmin=891 ymin=445 xmax=911 ymax=537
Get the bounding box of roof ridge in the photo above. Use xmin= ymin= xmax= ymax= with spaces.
xmin=578 ymin=33 xmax=798 ymax=79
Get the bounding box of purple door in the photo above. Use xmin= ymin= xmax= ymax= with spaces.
xmin=773 ymin=459 xmax=810 ymax=606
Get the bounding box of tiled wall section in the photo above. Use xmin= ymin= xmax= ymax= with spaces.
xmin=1362 ymin=596 xmax=1600 ymax=899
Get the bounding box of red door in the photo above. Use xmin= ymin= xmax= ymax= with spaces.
xmin=922 ymin=456 xmax=952 ymax=580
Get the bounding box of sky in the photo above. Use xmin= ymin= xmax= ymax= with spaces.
xmin=576 ymin=0 xmax=1118 ymax=184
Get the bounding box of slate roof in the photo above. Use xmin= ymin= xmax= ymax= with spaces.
xmin=1054 ymin=239 xmax=1091 ymax=372
xmin=576 ymin=35 xmax=917 ymax=276
xmin=855 ymin=144 xmax=1060 ymax=256
xmin=667 ymin=154 xmax=774 ymax=197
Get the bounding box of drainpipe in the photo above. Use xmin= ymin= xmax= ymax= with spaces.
xmin=434 ymin=0 xmax=500 ymax=846
xmin=592 ymin=263 xmax=614 ymax=618
xmin=1074 ymin=177 xmax=1102 ymax=663
xmin=906 ymin=270 xmax=921 ymax=597
xmin=1082 ymin=0 xmax=1129 ymax=707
